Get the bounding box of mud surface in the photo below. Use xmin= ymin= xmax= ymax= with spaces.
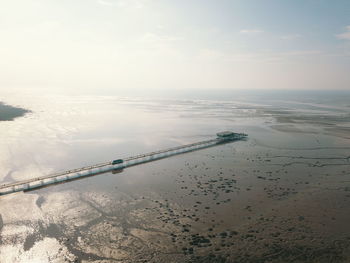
xmin=0 ymin=93 xmax=349 ymax=262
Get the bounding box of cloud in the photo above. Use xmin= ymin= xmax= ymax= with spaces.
xmin=197 ymin=49 xmax=224 ymax=60
xmin=97 ymin=0 xmax=115 ymax=6
xmin=139 ymin=32 xmax=183 ymax=48
xmin=97 ymin=0 xmax=149 ymax=8
xmin=239 ymin=29 xmax=264 ymax=35
xmin=336 ymin=25 xmax=350 ymax=40
xmin=280 ymin=34 xmax=302 ymax=40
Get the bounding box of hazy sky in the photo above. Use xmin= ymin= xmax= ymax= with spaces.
xmin=1 ymin=0 xmax=350 ymax=93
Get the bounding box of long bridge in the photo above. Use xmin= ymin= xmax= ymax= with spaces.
xmin=0 ymin=132 xmax=247 ymax=196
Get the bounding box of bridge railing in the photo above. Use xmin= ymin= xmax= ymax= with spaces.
xmin=0 ymin=134 xmax=246 ymax=194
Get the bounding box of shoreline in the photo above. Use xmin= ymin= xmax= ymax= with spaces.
xmin=0 ymin=102 xmax=30 ymax=121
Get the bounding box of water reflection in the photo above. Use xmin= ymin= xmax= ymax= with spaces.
xmin=0 ymin=93 xmax=349 ymax=262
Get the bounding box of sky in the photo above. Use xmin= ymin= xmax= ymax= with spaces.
xmin=1 ymin=0 xmax=350 ymax=94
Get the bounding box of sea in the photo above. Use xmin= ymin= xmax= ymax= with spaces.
xmin=0 ymin=89 xmax=349 ymax=262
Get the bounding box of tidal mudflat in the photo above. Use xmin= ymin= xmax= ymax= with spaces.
xmin=0 ymin=93 xmax=349 ymax=262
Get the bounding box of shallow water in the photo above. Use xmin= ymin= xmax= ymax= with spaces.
xmin=0 ymin=91 xmax=349 ymax=262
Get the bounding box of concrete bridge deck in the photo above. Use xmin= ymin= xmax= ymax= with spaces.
xmin=0 ymin=134 xmax=246 ymax=196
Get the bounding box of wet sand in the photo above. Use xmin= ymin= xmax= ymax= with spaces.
xmin=0 ymin=95 xmax=349 ymax=262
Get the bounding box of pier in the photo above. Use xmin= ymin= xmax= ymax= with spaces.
xmin=0 ymin=132 xmax=247 ymax=196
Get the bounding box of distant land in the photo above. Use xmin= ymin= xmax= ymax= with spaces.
xmin=0 ymin=102 xmax=30 ymax=121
